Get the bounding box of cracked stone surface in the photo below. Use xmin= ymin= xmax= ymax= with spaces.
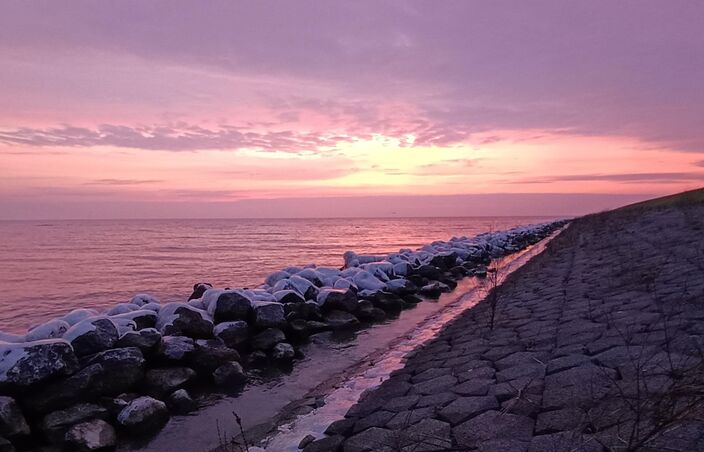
xmin=309 ymin=200 xmax=704 ymax=450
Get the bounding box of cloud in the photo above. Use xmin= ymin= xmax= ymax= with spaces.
xmin=86 ymin=178 xmax=163 ymax=186
xmin=511 ymin=172 xmax=704 ymax=184
xmin=695 ymin=160 xmax=704 ymax=168
xmin=0 ymin=124 xmax=354 ymax=152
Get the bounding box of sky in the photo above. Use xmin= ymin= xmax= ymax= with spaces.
xmin=1 ymin=1 xmax=703 ymax=219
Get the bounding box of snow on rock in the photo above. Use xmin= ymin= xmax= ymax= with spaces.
xmin=393 ymin=262 xmax=412 ymax=276
xmin=316 ymin=289 xmax=358 ymax=312
xmin=352 ymin=271 xmax=386 ymax=292
xmin=24 ymin=319 xmax=70 ymax=342
xmin=213 ymin=321 xmax=250 ymax=348
xmin=111 ymin=310 xmax=157 ymax=330
xmin=265 ymin=270 xmax=291 ymax=287
xmin=130 ymin=293 xmax=159 ymax=307
xmin=65 ymin=418 xmax=116 ymax=451
xmin=106 ymin=303 xmax=140 ymax=316
xmin=116 ymin=328 xmax=161 ymax=352
xmin=63 ymin=317 xmax=119 ymax=357
xmin=273 ymin=290 xmax=305 ymax=304
xmin=0 ymin=332 xmax=25 ymax=344
xmin=0 ymin=339 xmax=78 ymax=387
xmin=60 ymin=309 xmax=99 ymax=326
xmin=141 ymin=302 xmax=162 ymax=312
xmin=343 ymin=251 xmax=386 ymax=268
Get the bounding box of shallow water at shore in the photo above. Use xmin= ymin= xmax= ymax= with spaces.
xmin=0 ymin=216 xmax=552 ymax=333
xmin=123 ymin=231 xmax=557 ymax=452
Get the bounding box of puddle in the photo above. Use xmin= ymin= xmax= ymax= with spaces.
xmin=125 ymin=231 xmax=559 ymax=452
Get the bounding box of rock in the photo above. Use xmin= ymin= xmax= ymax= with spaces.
xmin=112 ymin=310 xmax=157 ymax=330
xmin=117 ymin=396 xmax=169 ymax=434
xmin=252 ymin=301 xmax=286 ymax=328
xmin=166 ymin=389 xmax=196 ymax=414
xmin=316 ymin=289 xmax=358 ymax=313
xmin=370 ymin=292 xmax=405 ymax=312
xmin=189 ymin=339 xmax=240 ymax=374
xmin=0 ymin=339 xmax=78 ymax=388
xmin=354 ymin=300 xmax=387 ymax=322
xmin=213 ymin=321 xmax=250 ymax=348
xmin=438 ymin=396 xmax=499 ymax=425
xmin=250 ymin=328 xmax=286 ymax=350
xmin=213 ymin=362 xmax=247 ymax=387
xmin=25 ymin=319 xmax=70 ymax=342
xmin=299 ymin=434 xmax=315 ymax=449
xmin=106 ymin=304 xmax=138 ymax=316
xmin=429 ymin=252 xmax=458 ymax=270
xmin=65 ymin=419 xmax=116 ymax=451
xmin=271 ymin=342 xmax=295 ymax=361
xmin=156 ymin=336 xmax=195 ymax=361
xmin=303 ymin=435 xmax=344 ymax=452
xmin=116 ymin=328 xmax=162 ymax=353
xmin=63 ymin=318 xmax=118 ymax=357
xmin=156 ymin=304 xmax=213 ymax=339
xmin=324 ymin=418 xmax=355 ymax=436
xmin=343 ymin=427 xmax=395 ymax=452
xmin=306 ymin=321 xmax=330 ymax=334
xmin=0 ymin=437 xmax=13 ymax=452
xmin=0 ymin=397 xmax=29 ymax=437
xmin=144 ymin=367 xmax=197 ymax=398
xmin=130 ymin=293 xmax=159 ymax=307
xmin=21 ymin=348 xmax=144 ymax=415
xmin=287 ymin=318 xmax=310 ymax=340
xmin=274 ymin=290 xmax=305 ymax=304
xmin=323 ymin=311 xmax=361 ymax=329
xmin=208 ymin=291 xmax=252 ymax=323
xmin=452 ymin=410 xmax=534 ymax=449
xmin=385 ymin=279 xmax=418 ymax=296
xmin=416 ymin=265 xmax=443 ymax=280
xmin=265 ymin=271 xmax=290 ymax=287
xmin=247 ymin=350 xmax=268 ymax=366
xmin=41 ymin=403 xmax=109 ymax=443
xmin=188 ymin=282 xmax=212 ymax=300
xmin=419 ymin=282 xmax=442 ymax=298
xmin=288 ymin=275 xmax=319 ymax=299
xmin=352 ymin=271 xmax=386 ymax=292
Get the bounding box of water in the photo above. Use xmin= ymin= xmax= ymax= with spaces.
xmin=0 ymin=217 xmax=551 ymax=333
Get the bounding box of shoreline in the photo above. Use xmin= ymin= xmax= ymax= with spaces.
xmin=0 ymin=221 xmax=565 ymax=451
xmin=296 ymin=190 xmax=704 ymax=451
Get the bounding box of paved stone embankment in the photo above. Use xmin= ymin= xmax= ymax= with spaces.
xmin=303 ymin=199 xmax=704 ymax=451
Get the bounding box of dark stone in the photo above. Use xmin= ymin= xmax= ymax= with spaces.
xmin=438 ymin=396 xmax=499 ymax=425
xmin=353 ymin=410 xmax=395 ymax=432
xmin=274 ymin=290 xmax=305 ymax=304
xmin=343 ymin=427 xmax=395 ymax=452
xmin=116 ymin=397 xmax=169 ymax=434
xmin=251 ymin=328 xmax=286 ymax=350
xmin=166 ymin=389 xmax=196 ymax=414
xmin=64 ymin=419 xmax=116 ymax=451
xmin=115 ymin=328 xmax=162 ymax=353
xmin=41 ymin=403 xmax=109 ymax=443
xmin=0 ymin=397 xmax=29 ymax=437
xmin=188 ymin=282 xmax=212 ymax=300
xmin=416 ymin=265 xmax=443 ymax=280
xmin=370 ymin=293 xmax=405 ymax=312
xmin=64 ymin=318 xmax=119 ymax=357
xmin=157 ymin=304 xmax=213 ymax=339
xmin=156 ymin=336 xmax=195 ymax=362
xmin=302 ymin=435 xmax=344 ymax=452
xmin=317 ymin=288 xmax=358 ymax=313
xmin=324 ymin=418 xmax=355 ymax=436
xmin=429 ymin=252 xmax=458 ymax=270
xmin=287 ymin=318 xmax=310 ymax=340
xmin=213 ymin=362 xmax=247 ymax=387
xmin=419 ymin=282 xmax=442 ymax=298
xmin=354 ymin=301 xmax=386 ymax=322
xmin=0 ymin=437 xmax=13 ymax=452
xmin=299 ymin=434 xmax=315 ymax=449
xmin=323 ymin=311 xmax=360 ymax=330
xmin=252 ymin=302 xmax=287 ymax=329
xmin=210 ymin=291 xmax=252 ymax=323
xmin=112 ymin=310 xmax=157 ymax=330
xmin=188 ymin=339 xmax=240 ymax=374
xmin=144 ymin=367 xmax=197 ymax=398
xmin=213 ymin=321 xmax=250 ymax=348
xmin=0 ymin=340 xmax=78 ymax=389
xmin=306 ymin=321 xmax=330 ymax=334
xmin=271 ymin=342 xmax=295 ymax=361
xmin=452 ymin=410 xmax=534 ymax=449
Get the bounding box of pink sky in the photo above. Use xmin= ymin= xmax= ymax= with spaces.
xmin=1 ymin=1 xmax=703 ymax=219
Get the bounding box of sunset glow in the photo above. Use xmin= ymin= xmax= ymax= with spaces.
xmin=1 ymin=2 xmax=702 ymax=218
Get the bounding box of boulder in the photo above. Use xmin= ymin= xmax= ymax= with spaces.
xmin=106 ymin=304 xmax=139 ymax=316
xmin=273 ymin=290 xmax=305 ymax=304
xmin=156 ymin=336 xmax=195 ymax=362
xmin=429 ymin=252 xmax=458 ymax=270
xmin=288 ymin=275 xmax=319 ymax=299
xmin=354 ymin=301 xmax=387 ymax=322
xmin=21 ymin=347 xmax=144 ymax=414
xmin=188 ymin=339 xmax=240 ymax=374
xmin=156 ymin=304 xmax=213 ymax=339
xmin=323 ymin=310 xmax=360 ymax=330
xmin=286 ymin=318 xmax=310 ymax=340
xmin=65 ymin=419 xmax=116 ymax=451
xmin=0 ymin=397 xmax=29 ymax=437
xmin=41 ymin=403 xmax=109 ymax=443
xmin=385 ymin=278 xmax=418 ymax=295
xmin=24 ymin=319 xmax=70 ymax=342
xmin=0 ymin=437 xmax=13 ymax=452
xmin=271 ymin=343 xmax=295 ymax=362
xmin=188 ymin=282 xmax=212 ymax=301
xmin=116 ymin=397 xmax=169 ymax=434
xmin=63 ymin=318 xmax=118 ymax=357
xmin=115 ymin=328 xmax=162 ymax=353
xmin=60 ymin=309 xmax=99 ymax=326
xmin=250 ymin=328 xmax=286 ymax=351
xmin=166 ymin=389 xmax=196 ymax=414
xmin=416 ymin=265 xmax=443 ymax=280
xmin=213 ymin=362 xmax=247 ymax=387
xmin=352 ymin=271 xmax=386 ymax=292
xmin=420 ymin=282 xmax=443 ymax=298
xmin=0 ymin=339 xmax=78 ymax=388
xmin=208 ymin=291 xmax=252 ymax=323
xmin=112 ymin=310 xmax=157 ymax=330
xmin=144 ymin=367 xmax=197 ymax=398
xmin=129 ymin=293 xmax=159 ymax=307
xmin=213 ymin=321 xmax=250 ymax=348
xmin=264 ymin=271 xmax=290 ymax=287
xmin=316 ymin=289 xmax=358 ymax=312
xmin=370 ymin=292 xmax=405 ymax=312
xmin=393 ymin=262 xmax=412 ymax=276
xmin=252 ymin=302 xmax=286 ymax=329
xmin=295 ymin=268 xmax=324 ymax=286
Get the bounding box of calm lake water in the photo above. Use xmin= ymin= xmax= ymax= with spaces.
xmin=0 ymin=217 xmax=552 ymax=333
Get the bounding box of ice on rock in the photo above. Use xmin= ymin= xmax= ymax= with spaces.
xmin=25 ymin=319 xmax=70 ymax=342
xmin=156 ymin=303 xmax=213 ymax=338
xmin=61 ymin=309 xmax=99 ymax=326
xmin=0 ymin=332 xmax=25 ymax=343
xmin=107 ymin=303 xmax=140 ymax=316
xmin=265 ymin=271 xmax=291 ymax=287
xmin=130 ymin=293 xmax=159 ymax=306
xmin=362 ymin=261 xmax=394 ymax=278
xmin=63 ymin=317 xmax=119 ymax=356
xmin=333 ymin=278 xmax=355 ymax=290
xmin=288 ymin=275 xmax=318 ymax=298
xmin=295 ymin=268 xmax=323 ymax=286
xmin=141 ymin=302 xmax=162 ymax=312
xmin=393 ymin=262 xmax=412 ymax=276
xmin=352 ymin=271 xmax=386 ymax=292
xmin=342 ymin=251 xmax=387 ymax=268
